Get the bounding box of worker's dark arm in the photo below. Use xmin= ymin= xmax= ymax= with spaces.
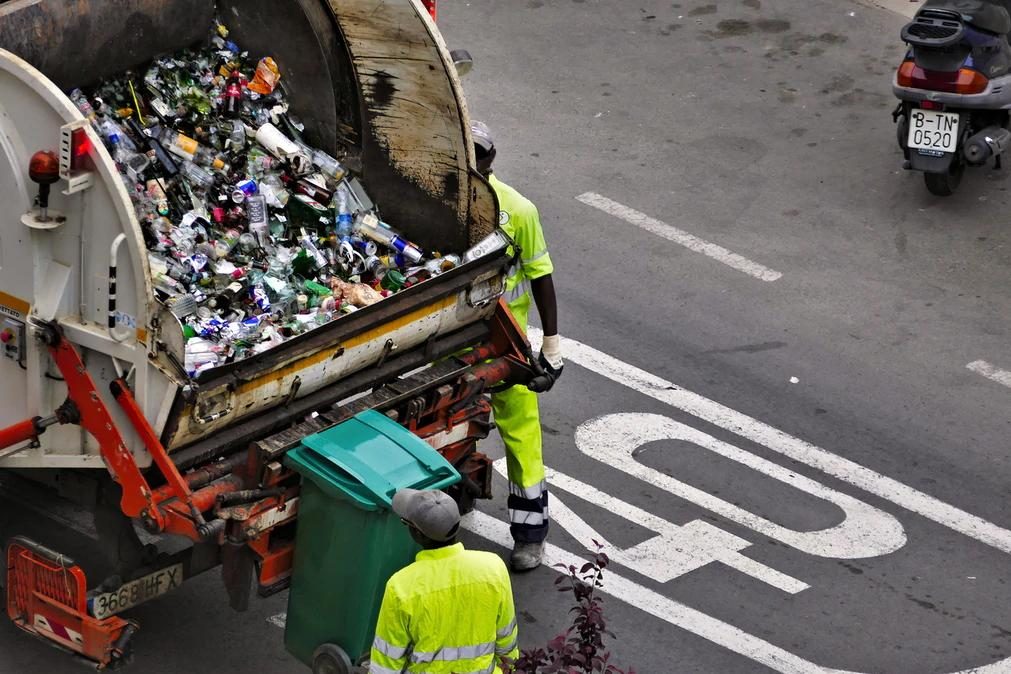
xmin=530 ymin=274 xmax=557 ymax=336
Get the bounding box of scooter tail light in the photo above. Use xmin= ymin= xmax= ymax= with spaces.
xmin=897 ymin=60 xmax=917 ymax=88
xmin=954 ymin=68 xmax=988 ymax=94
xmin=897 ymin=59 xmax=989 ymax=95
xmin=421 ymin=0 xmax=437 ymax=21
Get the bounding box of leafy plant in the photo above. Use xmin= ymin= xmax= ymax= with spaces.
xmin=510 ymin=542 xmax=634 ymax=674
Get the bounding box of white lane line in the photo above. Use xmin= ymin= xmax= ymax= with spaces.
xmin=575 ymin=192 xmax=783 ymax=282
xmin=854 ymin=0 xmax=921 ymax=19
xmin=267 ymin=613 xmax=287 ymax=628
xmin=463 ymin=510 xmax=1011 ymax=674
xmin=967 ymin=360 xmax=1011 ymax=390
xmin=528 ymin=328 xmax=1011 ymax=556
xmin=462 ymin=510 xmax=826 ymax=674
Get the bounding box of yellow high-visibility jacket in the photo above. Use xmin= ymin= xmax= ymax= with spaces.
xmin=489 ymin=174 xmax=553 ymax=330
xmin=369 ymin=542 xmax=519 ymax=674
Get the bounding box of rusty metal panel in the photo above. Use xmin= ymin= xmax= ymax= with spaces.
xmin=326 ymin=0 xmax=498 ymax=250
xmin=217 ymin=0 xmax=361 ymax=157
xmin=0 ymin=0 xmax=214 ymax=89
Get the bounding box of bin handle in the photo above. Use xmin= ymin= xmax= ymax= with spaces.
xmin=358 ymin=411 xmax=460 ymax=475
xmin=301 ymin=440 xmax=397 ymax=506
xmin=300 ymin=443 xmax=457 ymax=507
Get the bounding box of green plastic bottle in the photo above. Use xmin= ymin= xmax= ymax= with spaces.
xmin=302 ymin=279 xmax=332 ymax=297
xmin=381 ymin=270 xmax=406 ymax=292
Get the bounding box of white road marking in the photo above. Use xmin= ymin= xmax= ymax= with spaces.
xmin=575 ymin=413 xmax=906 ymax=559
xmin=493 ymin=459 xmax=809 ymax=593
xmin=528 ymin=328 xmax=1011 ymax=557
xmin=461 ymin=510 xmax=1011 ymax=674
xmin=463 ymin=510 xmax=824 ymax=673
xmin=967 ymin=360 xmax=1011 ymax=390
xmin=575 ymin=192 xmax=783 ymax=282
xmin=853 ymin=0 xmax=921 ymax=19
xmin=267 ymin=613 xmax=287 ymax=628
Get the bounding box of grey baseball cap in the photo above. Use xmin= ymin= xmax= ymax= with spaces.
xmin=392 ymin=488 xmax=461 ymax=542
xmin=470 ymin=120 xmax=495 ymax=152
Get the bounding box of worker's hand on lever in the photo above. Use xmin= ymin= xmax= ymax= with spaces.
xmin=529 ymin=334 xmax=563 ymax=393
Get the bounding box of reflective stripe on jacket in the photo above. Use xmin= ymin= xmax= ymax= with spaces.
xmin=369 ymin=543 xmax=519 ymax=674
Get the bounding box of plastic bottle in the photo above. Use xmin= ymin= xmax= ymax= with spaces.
xmin=381 ymin=269 xmax=406 ymax=292
xmin=127 ymin=120 xmax=180 ymax=177
xmin=146 ymin=180 xmax=170 ymax=216
xmin=228 ymin=119 xmax=246 ymax=150
xmin=311 ymin=148 xmax=347 ymax=181
xmin=222 ymin=71 xmax=245 ymax=118
xmin=69 ymin=89 xmax=98 ymax=128
xmin=302 ymin=279 xmax=332 ymax=297
xmin=161 ymin=129 xmax=229 ymax=172
xmin=107 ymin=133 xmax=150 ymax=181
xmin=99 ymin=118 xmax=138 ymax=152
xmin=335 ymin=187 xmax=354 ymax=238
xmin=238 ymin=233 xmax=258 ymax=254
xmin=179 ymin=161 xmax=215 ymax=191
xmin=299 ymin=229 xmax=328 ymax=270
xmin=260 ymin=173 xmax=289 ymax=208
xmin=354 ymin=213 xmax=424 ymax=264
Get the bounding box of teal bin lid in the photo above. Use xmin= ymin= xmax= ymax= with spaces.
xmin=284 ymin=410 xmax=461 ymax=511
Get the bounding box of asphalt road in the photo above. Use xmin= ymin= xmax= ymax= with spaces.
xmin=5 ymin=0 xmax=1011 ymax=672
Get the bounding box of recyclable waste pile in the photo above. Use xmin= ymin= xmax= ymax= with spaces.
xmin=72 ymin=20 xmax=463 ymax=377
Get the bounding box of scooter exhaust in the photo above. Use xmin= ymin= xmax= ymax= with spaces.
xmin=963 ymin=127 xmax=1011 ymax=165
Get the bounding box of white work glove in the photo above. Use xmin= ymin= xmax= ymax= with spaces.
xmin=529 ymin=334 xmax=564 ymax=393
xmin=540 ymin=334 xmax=564 ymax=370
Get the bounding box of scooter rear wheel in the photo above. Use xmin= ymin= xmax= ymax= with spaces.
xmin=923 ymin=160 xmax=964 ymax=196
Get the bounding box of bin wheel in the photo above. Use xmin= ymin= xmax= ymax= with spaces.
xmin=311 ymin=644 xmax=352 ymax=674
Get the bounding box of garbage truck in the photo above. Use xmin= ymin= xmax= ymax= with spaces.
xmin=0 ymin=0 xmax=542 ymax=668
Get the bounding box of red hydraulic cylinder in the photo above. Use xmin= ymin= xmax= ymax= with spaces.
xmin=0 ymin=419 xmax=37 ymax=449
xmin=174 ymin=475 xmax=245 ymax=514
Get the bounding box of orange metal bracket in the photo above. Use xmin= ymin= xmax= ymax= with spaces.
xmin=6 ymin=537 xmax=137 ymax=669
xmin=0 ymin=323 xmax=240 ymax=541
xmin=44 ymin=327 xmax=164 ymax=528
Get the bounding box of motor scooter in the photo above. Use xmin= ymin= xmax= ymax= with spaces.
xmin=893 ymin=0 xmax=1011 ymax=195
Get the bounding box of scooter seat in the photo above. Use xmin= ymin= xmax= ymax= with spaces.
xmin=923 ymin=0 xmax=1011 ymax=36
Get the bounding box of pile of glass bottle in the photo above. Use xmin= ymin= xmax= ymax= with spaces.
xmin=71 ymin=21 xmax=462 ymax=377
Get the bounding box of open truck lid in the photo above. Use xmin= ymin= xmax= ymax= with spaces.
xmin=0 ymin=0 xmax=510 ymax=463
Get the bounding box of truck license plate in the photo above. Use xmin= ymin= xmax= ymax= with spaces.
xmin=90 ymin=563 xmax=183 ymax=619
xmin=908 ymin=109 xmax=959 ymax=154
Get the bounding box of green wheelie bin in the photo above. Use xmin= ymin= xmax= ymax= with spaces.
xmin=283 ymin=410 xmax=461 ymax=674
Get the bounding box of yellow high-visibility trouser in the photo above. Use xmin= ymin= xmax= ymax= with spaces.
xmin=490 ymin=293 xmax=548 ymax=543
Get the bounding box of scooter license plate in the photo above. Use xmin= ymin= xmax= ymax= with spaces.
xmin=908 ymin=109 xmax=960 ymax=154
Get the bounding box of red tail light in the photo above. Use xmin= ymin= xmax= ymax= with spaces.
xmin=897 ymin=60 xmax=989 ymax=95
xmin=421 ymin=0 xmax=437 ymax=20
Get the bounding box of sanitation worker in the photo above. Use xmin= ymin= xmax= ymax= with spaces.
xmin=472 ymin=120 xmax=563 ymax=571
xmin=369 ymin=488 xmax=519 ymax=674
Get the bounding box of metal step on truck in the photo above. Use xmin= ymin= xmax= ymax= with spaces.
xmin=0 ymin=0 xmax=541 ymax=668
